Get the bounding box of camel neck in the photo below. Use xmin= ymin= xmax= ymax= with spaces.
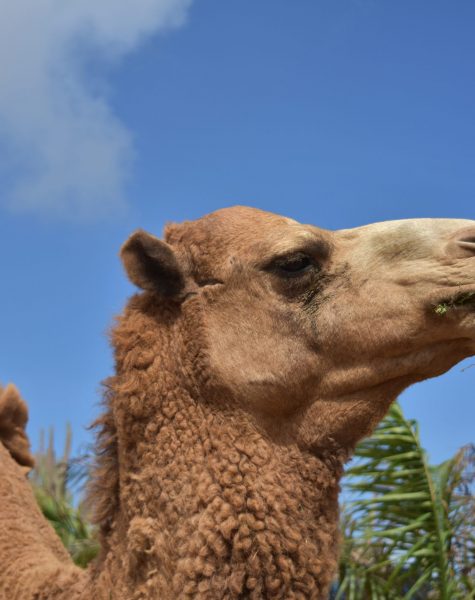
xmin=92 ymin=383 xmax=344 ymax=600
xmin=88 ymin=299 xmax=345 ymax=598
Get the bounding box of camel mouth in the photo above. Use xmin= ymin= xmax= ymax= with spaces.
xmin=433 ymin=290 xmax=475 ymax=316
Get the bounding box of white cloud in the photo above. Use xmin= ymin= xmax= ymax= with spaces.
xmin=0 ymin=0 xmax=192 ymax=220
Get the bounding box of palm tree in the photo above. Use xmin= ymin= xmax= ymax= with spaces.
xmin=29 ymin=425 xmax=99 ymax=568
xmin=335 ymin=403 xmax=475 ymax=600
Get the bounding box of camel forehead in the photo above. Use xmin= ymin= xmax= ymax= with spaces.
xmin=200 ymin=206 xmax=301 ymax=233
xmin=167 ymin=206 xmax=322 ymax=252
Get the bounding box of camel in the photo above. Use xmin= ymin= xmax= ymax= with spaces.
xmin=1 ymin=206 xmax=474 ymax=600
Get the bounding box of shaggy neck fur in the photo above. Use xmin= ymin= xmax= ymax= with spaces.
xmin=88 ymin=295 xmax=346 ymax=600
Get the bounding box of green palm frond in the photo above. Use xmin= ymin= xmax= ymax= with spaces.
xmin=29 ymin=425 xmax=99 ymax=568
xmin=336 ymin=402 xmax=475 ymax=600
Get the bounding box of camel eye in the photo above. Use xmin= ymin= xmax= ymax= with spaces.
xmin=274 ymin=254 xmax=315 ymax=277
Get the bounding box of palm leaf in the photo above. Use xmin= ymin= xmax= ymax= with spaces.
xmin=336 ymin=402 xmax=475 ymax=599
xmin=29 ymin=426 xmax=99 ymax=567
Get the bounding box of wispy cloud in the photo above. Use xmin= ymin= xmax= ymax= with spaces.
xmin=0 ymin=0 xmax=192 ymax=220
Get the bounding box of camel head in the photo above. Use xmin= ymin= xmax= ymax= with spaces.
xmin=121 ymin=206 xmax=475 ymax=450
xmin=1 ymin=206 xmax=473 ymax=600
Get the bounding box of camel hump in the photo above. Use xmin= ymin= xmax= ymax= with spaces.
xmin=0 ymin=383 xmax=35 ymax=468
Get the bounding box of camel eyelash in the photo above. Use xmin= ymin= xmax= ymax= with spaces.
xmin=264 ymin=251 xmax=321 ymax=278
xmin=263 ymin=239 xmax=330 ymax=274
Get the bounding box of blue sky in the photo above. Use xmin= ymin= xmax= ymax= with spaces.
xmin=0 ymin=0 xmax=473 ymax=463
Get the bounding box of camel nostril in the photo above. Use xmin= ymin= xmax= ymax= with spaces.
xmin=458 ymin=237 xmax=475 ymax=254
xmin=448 ymin=228 xmax=475 ymax=258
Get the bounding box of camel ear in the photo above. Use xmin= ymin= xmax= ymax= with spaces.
xmin=120 ymin=229 xmax=187 ymax=297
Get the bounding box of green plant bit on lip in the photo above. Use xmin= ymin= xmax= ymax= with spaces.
xmin=434 ymin=303 xmax=449 ymax=316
